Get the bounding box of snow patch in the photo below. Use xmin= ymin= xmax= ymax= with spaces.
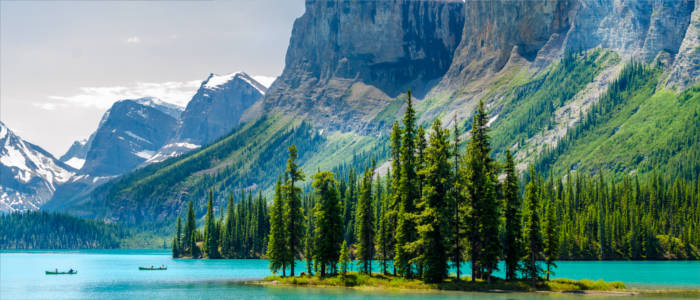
xmin=135 ymin=150 xmax=155 ymax=159
xmin=65 ymin=157 xmax=85 ymax=169
xmin=204 ymin=73 xmax=239 ymax=89
xmin=123 ymin=131 xmax=150 ymax=144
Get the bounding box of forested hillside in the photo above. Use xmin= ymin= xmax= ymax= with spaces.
xmin=0 ymin=211 xmax=125 ymax=249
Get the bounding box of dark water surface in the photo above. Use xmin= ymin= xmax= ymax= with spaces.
xmin=1 ymin=249 xmax=698 ymax=300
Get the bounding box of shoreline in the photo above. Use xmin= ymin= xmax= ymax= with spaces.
xmin=249 ymin=273 xmax=700 ymax=297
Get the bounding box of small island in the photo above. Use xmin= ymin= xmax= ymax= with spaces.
xmin=259 ymin=273 xmax=629 ymax=295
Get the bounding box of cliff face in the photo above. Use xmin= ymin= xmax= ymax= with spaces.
xmin=666 ymin=0 xmax=700 ymax=90
xmin=439 ymin=0 xmax=695 ymax=92
xmin=264 ymin=0 xmax=465 ymax=132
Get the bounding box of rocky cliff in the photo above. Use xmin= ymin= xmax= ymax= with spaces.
xmin=264 ymin=0 xmax=465 ymax=133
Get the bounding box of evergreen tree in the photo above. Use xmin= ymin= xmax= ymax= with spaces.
xmin=524 ymin=168 xmax=544 ymax=287
xmin=388 ymin=121 xmax=402 ymax=275
xmin=464 ymin=100 xmax=499 ymax=282
xmin=204 ymin=189 xmax=219 ymax=258
xmin=543 ymin=198 xmax=560 ymax=280
xmin=355 ymin=166 xmax=375 ymax=275
xmin=448 ymin=116 xmax=464 ymax=280
xmin=395 ymin=90 xmax=419 ymax=278
xmin=222 ymin=193 xmax=235 ymax=258
xmin=339 ymin=240 xmax=350 ymax=276
xmin=503 ymin=150 xmax=523 ymax=281
xmin=267 ymin=178 xmax=287 ymax=276
xmin=415 ymin=119 xmax=451 ymax=283
xmin=376 ymin=169 xmax=392 ymax=274
xmin=172 ymin=216 xmax=182 ymax=258
xmin=312 ymin=171 xmax=343 ymax=277
xmin=284 ymin=144 xmax=306 ymax=276
xmin=185 ymin=200 xmax=197 ymax=256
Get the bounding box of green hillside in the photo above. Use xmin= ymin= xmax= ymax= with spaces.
xmin=69 ymin=116 xmax=324 ymax=224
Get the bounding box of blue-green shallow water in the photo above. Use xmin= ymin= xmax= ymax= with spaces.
xmin=1 ymin=249 xmax=698 ymax=300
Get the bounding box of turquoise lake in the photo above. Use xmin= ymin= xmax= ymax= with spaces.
xmin=1 ymin=249 xmax=698 ymax=300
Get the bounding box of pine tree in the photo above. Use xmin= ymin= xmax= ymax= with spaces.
xmin=464 ymin=100 xmax=499 ymax=282
xmin=543 ymin=197 xmax=560 ymax=280
xmin=284 ymin=144 xmax=306 ymax=277
xmin=172 ymin=216 xmax=182 ymax=258
xmin=204 ymin=189 xmax=219 ymax=258
xmin=312 ymin=171 xmax=343 ymax=277
xmin=376 ymin=169 xmax=392 ymax=274
xmin=503 ymin=150 xmax=523 ymax=281
xmin=339 ymin=240 xmax=350 ymax=276
xmin=388 ymin=121 xmax=402 ymax=275
xmin=395 ymin=90 xmax=419 ymax=278
xmin=222 ymin=193 xmax=235 ymax=258
xmin=267 ymin=178 xmax=287 ymax=276
xmin=355 ymin=166 xmax=375 ymax=275
xmin=415 ymin=119 xmax=451 ymax=283
xmin=524 ymin=168 xmax=544 ymax=287
xmin=185 ymin=200 xmax=197 ymax=257
xmin=448 ymin=116 xmax=464 ymax=280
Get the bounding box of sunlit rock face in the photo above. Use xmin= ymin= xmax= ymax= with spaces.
xmin=264 ymin=0 xmax=465 ymax=133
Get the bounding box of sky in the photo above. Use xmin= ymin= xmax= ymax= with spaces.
xmin=1 ymin=0 xmax=305 ymax=157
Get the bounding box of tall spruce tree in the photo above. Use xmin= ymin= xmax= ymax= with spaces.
xmin=415 ymin=119 xmax=451 ymax=283
xmin=355 ymin=166 xmax=375 ymax=275
xmin=543 ymin=198 xmax=560 ymax=280
xmin=185 ymin=200 xmax=197 ymax=256
xmin=376 ymin=168 xmax=392 ymax=274
xmin=284 ymin=144 xmax=306 ymax=276
xmin=464 ymin=100 xmax=499 ymax=282
xmin=388 ymin=121 xmax=402 ymax=275
xmin=524 ymin=168 xmax=544 ymax=287
xmin=267 ymin=178 xmax=287 ymax=276
xmin=503 ymin=150 xmax=523 ymax=281
xmin=448 ymin=115 xmax=464 ymax=279
xmin=312 ymin=171 xmax=343 ymax=277
xmin=395 ymin=90 xmax=419 ymax=278
xmin=222 ymin=193 xmax=235 ymax=258
xmin=204 ymin=189 xmax=219 ymax=258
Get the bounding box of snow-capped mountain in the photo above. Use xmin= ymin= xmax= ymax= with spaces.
xmin=144 ymin=72 xmax=266 ymax=163
xmin=79 ymin=97 xmax=182 ymax=176
xmin=174 ymin=72 xmax=266 ymax=146
xmin=0 ymin=121 xmax=75 ymax=211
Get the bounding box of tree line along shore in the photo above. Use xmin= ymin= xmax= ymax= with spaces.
xmin=171 ymin=86 xmax=700 ymax=288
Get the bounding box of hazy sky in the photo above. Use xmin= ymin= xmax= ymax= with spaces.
xmin=1 ymin=0 xmax=305 ymax=157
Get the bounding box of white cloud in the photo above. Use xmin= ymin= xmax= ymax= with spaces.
xmin=43 ymin=80 xmax=202 ymax=110
xmin=252 ymin=75 xmax=277 ymax=88
xmin=126 ymin=36 xmax=141 ymax=44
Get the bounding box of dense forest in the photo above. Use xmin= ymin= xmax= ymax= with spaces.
xmin=1 ymin=211 xmax=125 ymax=249
xmin=173 ymin=86 xmax=700 ymax=284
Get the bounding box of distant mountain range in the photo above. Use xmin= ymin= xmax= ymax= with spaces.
xmin=1 ymin=72 xmax=267 ymax=212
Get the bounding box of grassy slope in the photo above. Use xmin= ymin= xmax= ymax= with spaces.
xmin=541 ymin=81 xmax=700 ymax=179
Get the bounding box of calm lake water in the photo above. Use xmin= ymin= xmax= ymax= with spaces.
xmin=1 ymin=249 xmax=698 ymax=300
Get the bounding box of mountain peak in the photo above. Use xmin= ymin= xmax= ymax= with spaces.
xmin=202 ymin=72 xmax=267 ymax=95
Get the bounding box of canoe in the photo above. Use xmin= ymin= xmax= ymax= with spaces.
xmin=45 ymin=270 xmax=77 ymax=275
xmin=138 ymin=266 xmax=167 ymax=270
